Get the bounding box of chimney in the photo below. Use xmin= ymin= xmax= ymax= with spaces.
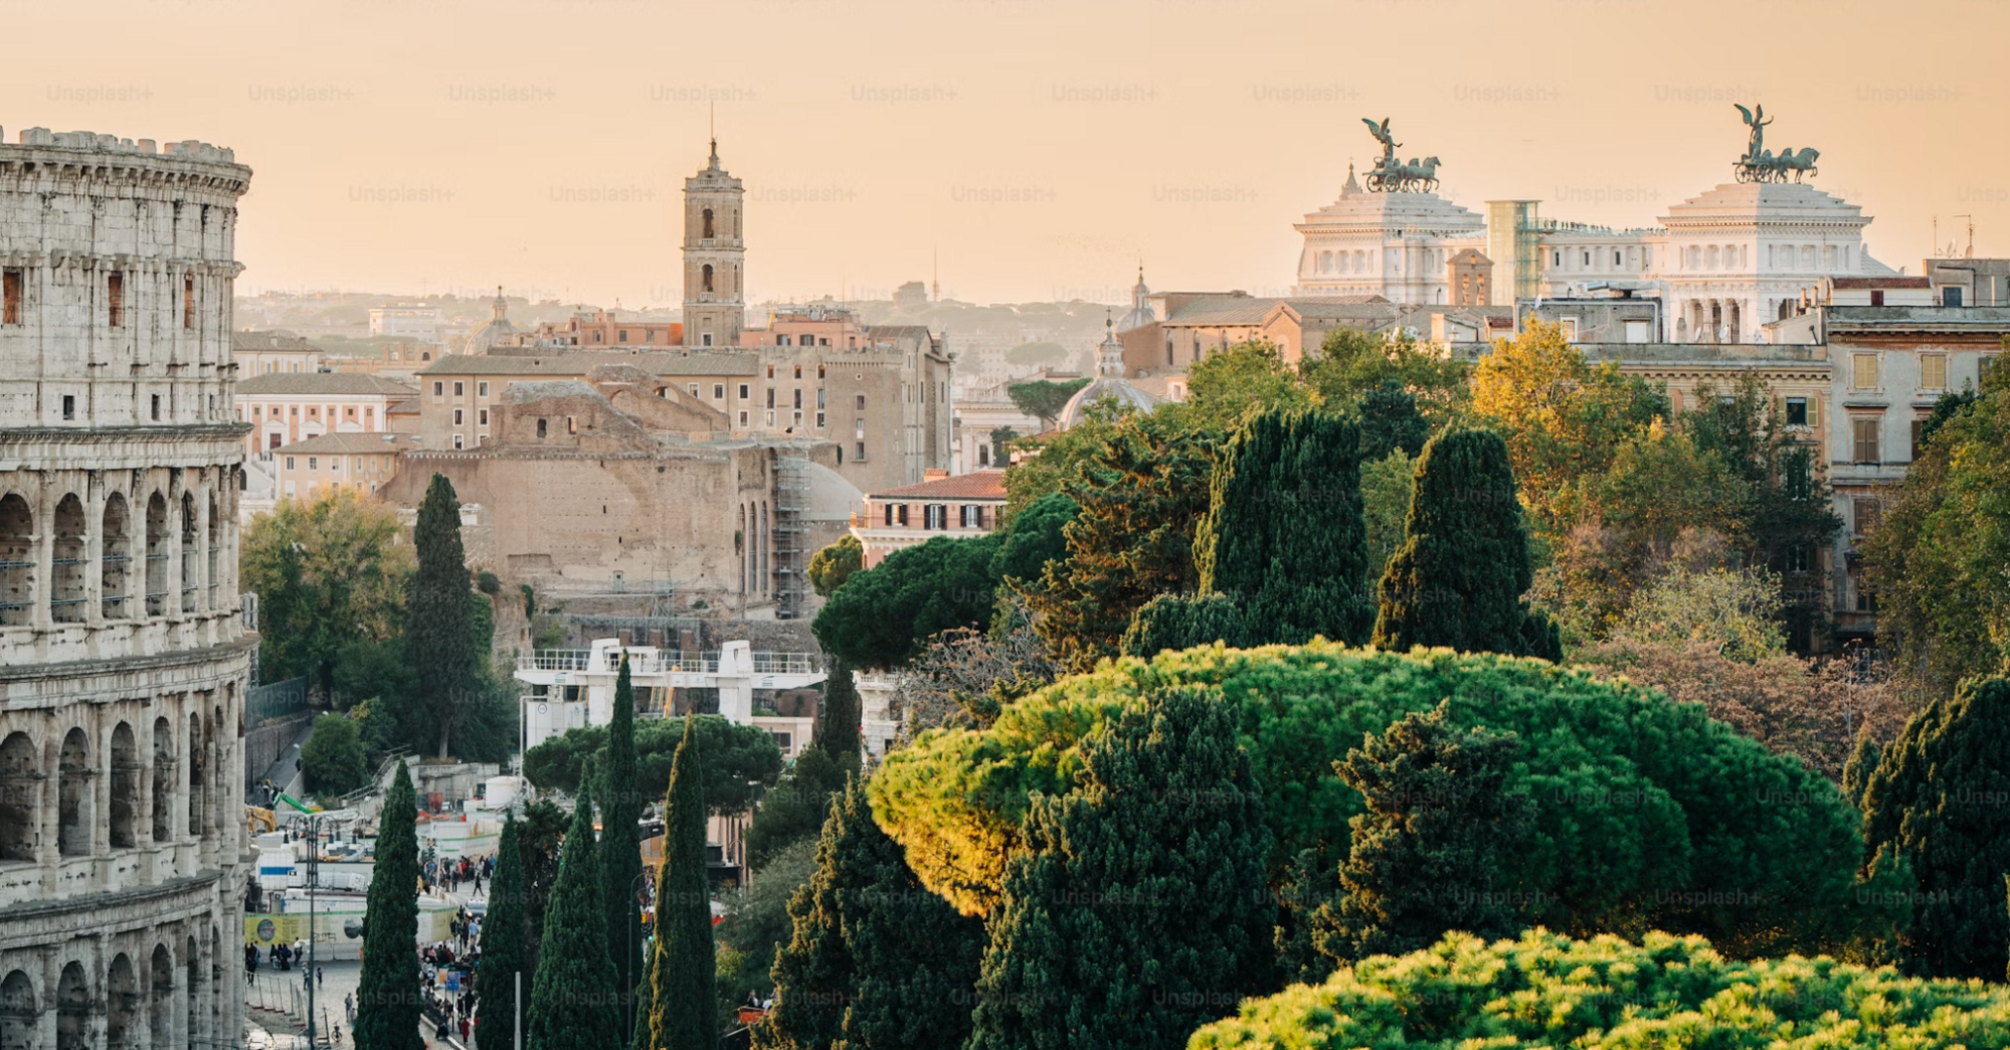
xmin=923 ymin=468 xmax=949 ymax=481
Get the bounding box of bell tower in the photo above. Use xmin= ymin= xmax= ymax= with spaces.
xmin=682 ymin=136 xmax=745 ymax=347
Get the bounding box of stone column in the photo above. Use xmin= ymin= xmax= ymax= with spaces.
xmin=84 ymin=474 xmax=103 ymax=628
xmin=31 ymin=474 xmax=52 ymax=632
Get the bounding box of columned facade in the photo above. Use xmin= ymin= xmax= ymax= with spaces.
xmin=0 ymin=128 xmax=252 ymax=1049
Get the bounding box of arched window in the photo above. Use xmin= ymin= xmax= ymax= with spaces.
xmin=207 ymin=493 xmax=220 ymax=609
xmin=58 ymin=728 xmax=89 ymax=857
xmin=702 ymin=264 xmax=715 ymax=294
xmin=0 ymin=733 xmax=36 ymax=863
xmin=180 ymin=492 xmax=198 ymax=613
xmin=0 ymin=494 xmax=30 ymax=628
xmin=148 ymin=944 xmax=172 ymax=1050
xmin=51 ymin=494 xmax=85 ymax=623
xmin=207 ymin=926 xmax=222 ymax=1040
xmin=109 ymin=722 xmax=137 ymax=849
xmin=103 ymin=492 xmax=131 ymax=620
xmin=187 ymin=711 xmax=206 ymax=836
xmin=106 ymin=954 xmax=137 ymax=1050
xmin=56 ymin=963 xmax=89 ymax=1050
xmin=145 ymin=493 xmax=168 ymax=617
xmin=702 ymin=208 xmax=715 ymax=239
xmin=151 ymin=717 xmax=174 ymax=843
xmin=184 ymin=935 xmax=202 ymax=1048
xmin=0 ymin=970 xmax=35 ymax=1050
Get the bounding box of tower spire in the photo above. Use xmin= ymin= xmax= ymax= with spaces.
xmin=708 ymin=103 xmax=718 ymax=169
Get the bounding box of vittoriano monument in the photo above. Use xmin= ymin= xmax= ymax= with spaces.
xmin=1360 ymin=117 xmax=1440 ymax=193
xmin=1733 ymin=103 xmax=1820 ymax=183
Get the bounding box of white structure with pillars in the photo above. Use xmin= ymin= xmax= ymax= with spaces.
xmin=515 ymin=639 xmax=825 ymax=755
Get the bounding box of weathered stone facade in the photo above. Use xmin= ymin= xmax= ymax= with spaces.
xmin=0 ymin=127 xmax=252 ymax=1050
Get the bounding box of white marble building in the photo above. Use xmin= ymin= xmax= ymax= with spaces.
xmin=0 ymin=127 xmax=252 ymax=1050
xmin=1293 ymin=160 xmax=1896 ymax=343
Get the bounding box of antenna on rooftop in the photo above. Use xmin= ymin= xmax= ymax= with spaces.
xmin=1954 ymin=215 xmax=1976 ymax=258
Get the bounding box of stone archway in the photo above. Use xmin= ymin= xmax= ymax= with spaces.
xmin=148 ymin=943 xmax=174 ymax=1050
xmin=0 ymin=732 xmax=35 ymax=864
xmin=106 ymin=953 xmax=137 ymax=1049
xmin=58 ymin=728 xmax=91 ymax=857
xmin=0 ymin=969 xmax=35 ymax=1050
xmin=55 ymin=963 xmax=89 ymax=1050
xmin=109 ymin=723 xmax=138 ymax=850
xmin=151 ymin=717 xmax=175 ymax=844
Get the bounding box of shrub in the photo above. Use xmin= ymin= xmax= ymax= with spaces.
xmin=1189 ymin=928 xmax=2010 ymax=1049
xmin=300 ymin=713 xmax=368 ymax=795
xmin=869 ymin=642 xmax=1884 ymax=959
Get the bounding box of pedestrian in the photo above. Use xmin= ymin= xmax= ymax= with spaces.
xmin=316 ymin=965 xmax=324 ymax=988
xmin=346 ymin=991 xmax=356 ymax=1022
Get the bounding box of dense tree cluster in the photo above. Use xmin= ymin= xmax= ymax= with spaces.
xmin=521 ymin=715 xmax=783 ymax=814
xmin=1191 ymin=929 xmax=2010 ymax=1049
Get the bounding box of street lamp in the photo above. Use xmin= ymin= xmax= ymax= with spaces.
xmin=301 ymin=813 xmax=321 ymax=1047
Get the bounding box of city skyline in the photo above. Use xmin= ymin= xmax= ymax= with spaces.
xmin=8 ymin=0 xmax=2003 ymax=306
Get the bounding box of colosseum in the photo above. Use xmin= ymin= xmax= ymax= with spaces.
xmin=0 ymin=128 xmax=253 ymax=1049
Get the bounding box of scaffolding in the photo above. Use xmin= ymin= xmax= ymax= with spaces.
xmin=772 ymin=449 xmax=813 ymax=620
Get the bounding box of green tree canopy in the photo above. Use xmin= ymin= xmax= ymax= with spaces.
xmin=761 ymin=775 xmax=985 ymax=1050
xmin=806 ymin=534 xmax=862 ymax=598
xmin=299 ymin=713 xmax=368 ymax=796
xmin=811 ymin=660 xmax=860 ymax=762
xmin=475 ymin=817 xmax=530 ymax=1044
xmin=239 ymin=488 xmax=411 ymax=695
xmin=522 ymin=715 xmax=783 ymax=815
xmin=965 ymin=685 xmax=1275 ymax=1050
xmin=1360 ymin=450 xmax=1414 ymax=584
xmin=1863 ymin=362 xmax=2010 ymax=690
xmin=1356 ymin=379 xmax=1432 ymax=461
xmin=1318 ymin=702 xmax=1534 ymax=964
xmin=641 ymin=720 xmax=716 ymax=1050
xmin=812 ymin=533 xmax=1004 ymax=669
xmin=870 ymin=643 xmax=1888 ymax=962
xmin=743 ymin=745 xmax=858 ymax=870
xmin=355 ymin=760 xmax=423 ymax=1050
xmin=411 ymin=474 xmax=479 ymax=758
xmin=1195 ymin=408 xmax=1374 ymax=646
xmin=1182 ymin=338 xmax=1318 ymax=432
xmin=529 ymin=783 xmax=622 ymax=1050
xmin=989 ymin=491 xmax=1078 ymax=587
xmin=1303 ymin=327 xmax=1471 ymax=425
xmin=1190 ymin=929 xmax=2010 ymax=1050
xmin=716 ymin=838 xmax=820 ymax=1036
xmin=1860 ymin=676 xmax=2010 ymax=979
xmin=1007 ymin=377 xmax=1091 ymax=429
xmin=1024 ymin=407 xmax=1216 ymax=671
xmin=1373 ymin=426 xmax=1560 ymax=660
xmin=599 ymin=658 xmax=645 ymax=1035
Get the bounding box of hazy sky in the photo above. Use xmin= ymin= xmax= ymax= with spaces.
xmin=8 ymin=0 xmax=2004 ymax=307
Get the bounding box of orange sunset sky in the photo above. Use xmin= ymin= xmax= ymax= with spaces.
xmin=6 ymin=0 xmax=2003 ymax=307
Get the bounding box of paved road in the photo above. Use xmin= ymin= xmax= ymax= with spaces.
xmin=245 ymin=958 xmax=466 ymax=1050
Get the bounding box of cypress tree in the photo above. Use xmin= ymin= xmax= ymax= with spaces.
xmin=600 ymin=656 xmax=646 ymax=1036
xmin=411 ymin=473 xmax=478 ymax=757
xmin=966 ymin=685 xmax=1276 ymax=1050
xmin=1860 ymin=676 xmax=2010 ymax=979
xmin=528 ymin=783 xmax=622 ymax=1050
xmin=1194 ymin=409 xmax=1374 ymax=646
xmin=1358 ymin=379 xmax=1431 ymax=462
xmin=476 ymin=817 xmax=530 ymax=1047
xmin=355 ymin=760 xmax=422 ymax=1050
xmin=1317 ymin=701 xmax=1535 ymax=963
xmin=1371 ymin=427 xmax=1561 ymax=660
xmin=813 ymin=658 xmax=861 ymax=762
xmin=641 ymin=718 xmax=715 ymax=1050
xmin=759 ymin=776 xmax=984 ymax=1050
xmin=1119 ymin=592 xmax=1246 ymax=657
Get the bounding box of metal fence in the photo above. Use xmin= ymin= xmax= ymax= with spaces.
xmin=247 ymin=677 xmax=310 ymax=728
xmin=517 ymin=649 xmax=819 ymax=676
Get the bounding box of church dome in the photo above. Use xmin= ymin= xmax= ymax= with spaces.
xmin=464 ymin=286 xmax=517 ymax=354
xmin=1059 ymin=316 xmax=1159 ymax=429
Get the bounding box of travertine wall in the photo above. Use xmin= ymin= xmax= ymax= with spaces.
xmin=0 ymin=127 xmax=252 ymax=1050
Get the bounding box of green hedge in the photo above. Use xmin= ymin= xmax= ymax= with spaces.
xmin=868 ymin=642 xmax=1882 ymax=956
xmin=1189 ymin=929 xmax=2010 ymax=1049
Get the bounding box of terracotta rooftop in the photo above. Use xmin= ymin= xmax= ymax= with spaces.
xmin=867 ymin=470 xmax=1007 ymax=501
xmin=1831 ymin=277 xmax=1931 ymax=289
xmin=276 ymin=432 xmax=417 ymax=455
xmin=236 ymin=372 xmax=419 ymax=396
